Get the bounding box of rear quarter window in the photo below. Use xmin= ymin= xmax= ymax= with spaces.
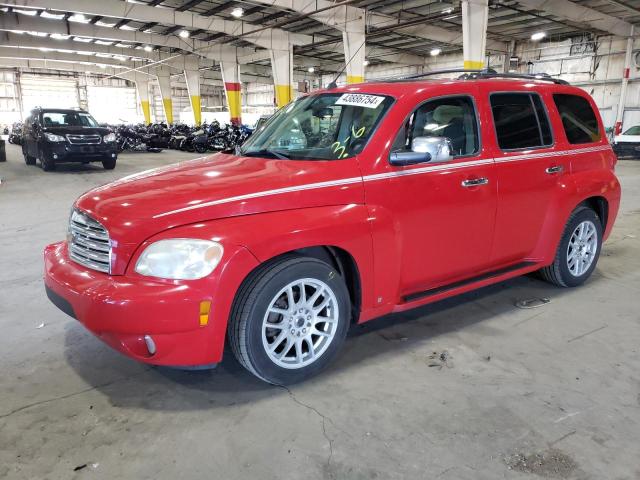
xmin=553 ymin=94 xmax=601 ymax=144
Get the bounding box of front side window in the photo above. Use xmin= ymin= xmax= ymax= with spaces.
xmin=240 ymin=93 xmax=393 ymax=160
xmin=41 ymin=111 xmax=99 ymax=128
xmin=490 ymin=93 xmax=553 ymax=150
xmin=391 ymin=96 xmax=479 ymax=157
xmin=553 ymin=94 xmax=601 ymax=144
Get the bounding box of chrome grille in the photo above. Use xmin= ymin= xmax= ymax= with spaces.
xmin=68 ymin=209 xmax=111 ymax=273
xmin=66 ymin=134 xmax=101 ymax=145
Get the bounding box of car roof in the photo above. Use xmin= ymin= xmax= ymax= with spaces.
xmin=325 ymin=77 xmax=586 ymax=100
xmin=36 ymin=108 xmax=89 ymax=114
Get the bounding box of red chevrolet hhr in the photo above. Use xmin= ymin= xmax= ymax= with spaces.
xmin=44 ymin=72 xmax=621 ymax=384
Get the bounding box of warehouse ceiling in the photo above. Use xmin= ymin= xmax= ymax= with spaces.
xmin=0 ymin=0 xmax=639 ymax=77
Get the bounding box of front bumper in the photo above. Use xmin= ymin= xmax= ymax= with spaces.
xmin=44 ymin=242 xmax=221 ymax=366
xmin=43 ymin=142 xmax=117 ymax=162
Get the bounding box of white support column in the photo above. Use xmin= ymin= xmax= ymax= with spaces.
xmin=462 ymin=0 xmax=489 ymax=69
xmin=343 ymin=11 xmax=366 ymax=84
xmin=220 ymin=61 xmax=242 ymax=125
xmin=134 ymin=74 xmax=152 ymax=125
xmin=183 ymin=56 xmax=201 ymax=126
xmin=270 ymin=47 xmax=293 ymax=108
xmin=155 ymin=67 xmax=174 ymax=125
xmin=615 ymin=26 xmax=635 ymax=135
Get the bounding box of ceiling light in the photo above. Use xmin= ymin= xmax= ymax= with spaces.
xmin=442 ymin=7 xmax=453 ymax=14
xmin=41 ymin=11 xmax=64 ymax=19
xmin=307 ymin=67 xmax=315 ymax=73
xmin=179 ymin=30 xmax=190 ymax=38
xmin=363 ymin=59 xmax=369 ymax=66
xmin=144 ymin=45 xmax=153 ymax=52
xmin=231 ymin=7 xmax=244 ymax=18
xmin=531 ymin=31 xmax=546 ymax=41
xmin=69 ymin=13 xmax=88 ymax=23
xmin=430 ymin=48 xmax=441 ymax=56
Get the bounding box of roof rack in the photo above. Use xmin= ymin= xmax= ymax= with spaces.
xmin=369 ymin=68 xmax=498 ymax=83
xmin=458 ymin=71 xmax=569 ymax=85
xmin=366 ymin=68 xmax=568 ymax=85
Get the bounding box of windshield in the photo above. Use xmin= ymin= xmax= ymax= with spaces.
xmin=41 ymin=111 xmax=99 ymax=128
xmin=240 ymin=93 xmax=393 ymax=160
xmin=623 ymin=126 xmax=640 ymax=135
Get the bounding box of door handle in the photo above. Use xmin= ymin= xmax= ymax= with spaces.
xmin=461 ymin=177 xmax=489 ymax=187
xmin=545 ymin=165 xmax=564 ymax=174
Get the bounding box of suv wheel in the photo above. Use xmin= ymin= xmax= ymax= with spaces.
xmin=540 ymin=206 xmax=603 ymax=287
xmin=22 ymin=147 xmax=36 ymax=166
xmin=229 ymin=255 xmax=351 ymax=385
xmin=40 ymin=150 xmax=55 ymax=171
xmin=102 ymin=157 xmax=117 ymax=170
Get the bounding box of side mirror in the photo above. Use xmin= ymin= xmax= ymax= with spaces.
xmin=411 ymin=136 xmax=453 ymax=163
xmin=389 ymin=150 xmax=431 ymax=166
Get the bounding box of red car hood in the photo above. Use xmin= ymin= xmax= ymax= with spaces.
xmin=75 ymin=153 xmax=364 ymax=273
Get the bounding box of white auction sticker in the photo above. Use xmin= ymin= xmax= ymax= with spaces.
xmin=335 ymin=93 xmax=385 ymax=109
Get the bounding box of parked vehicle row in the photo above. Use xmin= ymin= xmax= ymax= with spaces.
xmin=111 ymin=121 xmax=253 ymax=154
xmin=7 ymin=122 xmax=23 ymax=145
xmin=45 ymin=71 xmax=620 ymax=385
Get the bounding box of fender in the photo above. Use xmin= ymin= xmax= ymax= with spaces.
xmin=212 ymin=205 xmax=377 ymax=319
xmin=530 ymin=168 xmax=621 ymax=263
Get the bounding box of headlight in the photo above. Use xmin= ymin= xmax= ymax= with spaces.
xmin=135 ymin=239 xmax=223 ymax=280
xmin=103 ymin=132 xmax=116 ymax=143
xmin=45 ymin=132 xmax=65 ymax=142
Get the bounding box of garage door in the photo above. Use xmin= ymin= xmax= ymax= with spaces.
xmin=21 ymin=75 xmax=79 ymax=115
xmin=87 ymin=85 xmax=138 ymax=124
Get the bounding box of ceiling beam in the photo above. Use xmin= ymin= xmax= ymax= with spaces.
xmin=0 ymin=13 xmax=263 ymax=63
xmin=0 ymin=0 xmax=313 ymax=48
xmin=515 ymin=0 xmax=634 ymax=37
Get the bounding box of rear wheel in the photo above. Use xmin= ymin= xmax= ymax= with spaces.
xmin=228 ymin=255 xmax=351 ymax=385
xmin=540 ymin=206 xmax=602 ymax=287
xmin=102 ymin=157 xmax=117 ymax=170
xmin=22 ymin=146 xmax=36 ymax=165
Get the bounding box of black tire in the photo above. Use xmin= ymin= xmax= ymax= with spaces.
xmin=539 ymin=206 xmax=603 ymax=287
xmin=22 ymin=147 xmax=36 ymax=165
xmin=102 ymin=157 xmax=117 ymax=170
xmin=228 ymin=255 xmax=351 ymax=385
xmin=40 ymin=149 xmax=55 ymax=171
xmin=194 ymin=143 xmax=207 ymax=154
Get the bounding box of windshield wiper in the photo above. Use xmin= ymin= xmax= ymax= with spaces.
xmin=241 ymin=149 xmax=291 ymax=160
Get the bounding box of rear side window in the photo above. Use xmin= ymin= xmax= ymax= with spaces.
xmin=490 ymin=93 xmax=553 ymax=150
xmin=553 ymin=94 xmax=601 ymax=144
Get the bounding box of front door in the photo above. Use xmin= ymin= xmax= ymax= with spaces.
xmin=362 ymin=92 xmax=497 ymax=298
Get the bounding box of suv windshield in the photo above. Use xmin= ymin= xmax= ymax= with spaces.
xmin=41 ymin=111 xmax=99 ymax=128
xmin=240 ymin=93 xmax=393 ymax=160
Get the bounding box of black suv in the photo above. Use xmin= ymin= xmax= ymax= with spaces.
xmin=22 ymin=108 xmax=118 ymax=171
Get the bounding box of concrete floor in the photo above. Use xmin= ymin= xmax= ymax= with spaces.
xmin=0 ymin=143 xmax=639 ymax=480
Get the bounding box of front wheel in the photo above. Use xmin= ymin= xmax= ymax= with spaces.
xmin=540 ymin=206 xmax=603 ymax=287
xmin=228 ymin=255 xmax=351 ymax=385
xmin=102 ymin=157 xmax=117 ymax=170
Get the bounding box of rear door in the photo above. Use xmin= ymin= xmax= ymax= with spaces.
xmin=488 ymin=90 xmax=565 ymax=265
